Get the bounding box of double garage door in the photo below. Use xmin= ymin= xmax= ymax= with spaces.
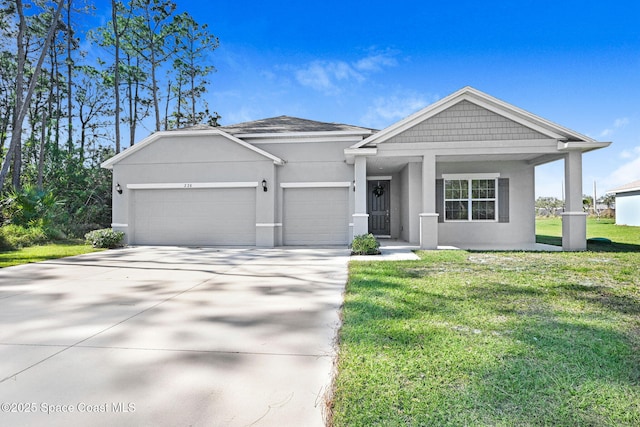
xmin=132 ymin=188 xmax=256 ymax=246
xmin=130 ymin=186 xmax=349 ymax=246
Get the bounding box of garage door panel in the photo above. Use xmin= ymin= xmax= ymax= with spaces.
xmin=133 ymin=188 xmax=256 ymax=246
xmin=283 ymin=188 xmax=349 ymax=245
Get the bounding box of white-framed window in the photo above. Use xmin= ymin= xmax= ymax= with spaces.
xmin=443 ymin=175 xmax=498 ymax=222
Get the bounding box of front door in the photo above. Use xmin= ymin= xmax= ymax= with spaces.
xmin=367 ymin=180 xmax=391 ymax=236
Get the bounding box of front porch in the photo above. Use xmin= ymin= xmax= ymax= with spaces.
xmin=344 ymin=87 xmax=610 ymax=252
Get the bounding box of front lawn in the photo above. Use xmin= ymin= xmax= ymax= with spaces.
xmin=0 ymin=242 xmax=103 ymax=268
xmin=536 ymin=217 xmax=640 ymax=251
xmin=331 ymin=250 xmax=640 ymax=426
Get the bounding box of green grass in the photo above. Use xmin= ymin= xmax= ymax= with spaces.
xmin=331 ymin=249 xmax=640 ymax=426
xmin=0 ymin=242 xmax=103 ymax=268
xmin=536 ymin=217 xmax=640 ymax=251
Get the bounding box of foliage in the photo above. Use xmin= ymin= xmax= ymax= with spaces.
xmin=84 ymin=228 xmax=124 ymax=249
xmin=350 ymin=233 xmax=381 ymax=255
xmin=332 ymin=250 xmax=640 ymax=426
xmin=535 ymin=196 xmax=564 ymax=216
xmin=602 ymin=193 xmax=616 ymax=208
xmin=0 ymin=241 xmax=102 ymax=267
xmin=0 ymin=0 xmax=219 ymax=235
xmin=1 ymin=184 xmax=63 ymax=227
xmin=0 ymin=224 xmax=48 ymax=251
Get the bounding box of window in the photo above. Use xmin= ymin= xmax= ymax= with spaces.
xmin=444 ymin=178 xmax=497 ymax=221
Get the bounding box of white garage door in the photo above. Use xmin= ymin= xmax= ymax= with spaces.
xmin=283 ymin=187 xmax=349 ymax=245
xmin=132 ymin=188 xmax=256 ymax=246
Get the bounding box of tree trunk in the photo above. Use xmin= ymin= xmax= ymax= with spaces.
xmin=0 ymin=0 xmax=65 ymax=190
xmin=37 ymin=108 xmax=47 ymax=190
xmin=164 ymin=80 xmax=170 ymax=130
xmin=150 ymin=48 xmax=160 ymax=132
xmin=66 ymin=0 xmax=73 ymax=155
xmin=111 ymin=0 xmax=121 ymax=153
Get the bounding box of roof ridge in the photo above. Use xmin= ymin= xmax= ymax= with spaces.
xmin=220 ymin=115 xmax=376 ymax=134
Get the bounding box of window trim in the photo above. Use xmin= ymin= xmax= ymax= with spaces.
xmin=442 ymin=174 xmax=500 ymax=223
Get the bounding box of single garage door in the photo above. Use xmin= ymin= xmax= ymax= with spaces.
xmin=283 ymin=187 xmax=349 ymax=245
xmin=132 ymin=188 xmax=256 ymax=246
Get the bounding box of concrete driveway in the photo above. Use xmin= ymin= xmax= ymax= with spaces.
xmin=0 ymin=246 xmax=349 ymax=426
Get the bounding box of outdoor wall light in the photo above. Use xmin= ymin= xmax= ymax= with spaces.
xmin=262 ymin=179 xmax=268 ymax=192
xmin=116 ymin=183 xmax=123 ymax=194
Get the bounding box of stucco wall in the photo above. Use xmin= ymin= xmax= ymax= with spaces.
xmin=615 ymin=191 xmax=640 ymax=226
xmin=398 ymin=162 xmax=422 ymax=243
xmin=436 ymin=160 xmax=536 ymax=248
xmin=111 ymin=133 xmax=276 ymax=244
xmin=249 ymin=139 xmax=356 ymax=243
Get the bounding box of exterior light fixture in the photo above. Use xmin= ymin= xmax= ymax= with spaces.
xmin=116 ymin=183 xmax=123 ymax=194
xmin=262 ymin=179 xmax=268 ymax=192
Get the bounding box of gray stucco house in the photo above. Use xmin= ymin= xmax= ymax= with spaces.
xmin=102 ymin=86 xmax=610 ymax=251
xmin=608 ymin=180 xmax=640 ymax=226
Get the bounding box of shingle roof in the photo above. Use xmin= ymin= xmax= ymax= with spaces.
xmin=609 ymin=180 xmax=640 ymax=194
xmin=220 ymin=115 xmax=376 ymax=135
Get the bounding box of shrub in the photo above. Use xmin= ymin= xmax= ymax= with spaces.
xmin=0 ymin=231 xmax=11 ymax=252
xmin=2 ymin=185 xmax=63 ymax=228
xmin=350 ymin=233 xmax=381 ymax=255
xmin=84 ymin=228 xmax=125 ymax=249
xmin=0 ymin=224 xmax=48 ymax=250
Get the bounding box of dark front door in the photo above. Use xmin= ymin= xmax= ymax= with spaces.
xmin=368 ymin=180 xmax=391 ymax=236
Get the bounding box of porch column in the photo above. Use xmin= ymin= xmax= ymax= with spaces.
xmin=420 ymin=153 xmax=438 ymax=249
xmin=562 ymin=150 xmax=587 ymax=251
xmin=352 ymin=155 xmax=369 ymax=238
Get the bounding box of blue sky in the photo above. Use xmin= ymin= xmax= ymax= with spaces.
xmin=105 ymin=0 xmax=640 ymax=198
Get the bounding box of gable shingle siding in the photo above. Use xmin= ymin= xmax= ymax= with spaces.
xmin=388 ymin=100 xmax=546 ymax=143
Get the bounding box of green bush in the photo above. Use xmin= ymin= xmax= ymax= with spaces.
xmin=2 ymin=185 xmax=63 ymax=228
xmin=84 ymin=228 xmax=125 ymax=249
xmin=0 ymin=231 xmax=11 ymax=252
xmin=350 ymin=233 xmax=381 ymax=255
xmin=0 ymin=224 xmax=48 ymax=251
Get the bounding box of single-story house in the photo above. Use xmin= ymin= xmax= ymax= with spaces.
xmin=101 ymin=86 xmax=611 ymax=250
xmin=608 ymin=180 xmax=640 ymax=226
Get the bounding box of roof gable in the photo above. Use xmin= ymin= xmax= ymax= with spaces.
xmin=385 ymin=99 xmax=547 ymax=144
xmin=101 ymin=129 xmax=284 ymax=169
xmin=352 ymin=86 xmax=597 ymax=148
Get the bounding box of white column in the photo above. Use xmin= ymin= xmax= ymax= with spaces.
xmin=562 ymin=151 xmax=587 ymax=251
xmin=420 ymin=154 xmax=439 ymax=249
xmin=352 ymin=155 xmax=369 ymax=238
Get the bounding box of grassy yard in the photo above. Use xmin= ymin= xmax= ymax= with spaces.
xmin=331 ymin=224 xmax=640 ymax=426
xmin=0 ymin=242 xmax=103 ymax=268
xmin=537 ymin=217 xmax=640 ymax=251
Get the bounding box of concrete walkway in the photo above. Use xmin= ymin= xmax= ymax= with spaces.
xmin=350 ymin=239 xmax=563 ymax=261
xmin=0 ymin=246 xmax=349 ymax=426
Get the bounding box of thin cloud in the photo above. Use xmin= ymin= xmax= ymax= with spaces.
xmin=620 ymin=146 xmax=640 ymax=159
xmin=294 ymin=51 xmax=398 ymax=95
xmin=361 ymin=92 xmax=435 ymax=129
xmin=606 ymin=146 xmax=640 ymax=189
xmin=599 ymin=117 xmax=629 ymax=138
xmin=354 ymin=52 xmax=398 ymax=72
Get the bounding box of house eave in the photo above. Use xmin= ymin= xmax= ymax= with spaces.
xmin=608 ymin=186 xmax=640 ymax=195
xmin=351 ymin=86 xmax=599 ymax=149
xmin=101 ymin=129 xmax=286 ymax=169
xmin=344 ymin=147 xmax=377 ymax=164
xmin=557 ymin=140 xmax=612 ymax=153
